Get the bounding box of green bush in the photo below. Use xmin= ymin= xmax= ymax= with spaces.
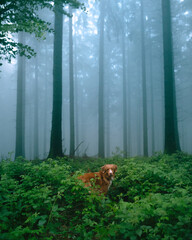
xmin=109 ymin=154 xmax=192 ymax=202
xmin=0 ymin=153 xmax=192 ymax=239
xmin=0 ymin=158 xmax=84 ymax=239
xmin=113 ymin=191 xmax=192 ymax=240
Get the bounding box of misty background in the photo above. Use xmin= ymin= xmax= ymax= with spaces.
xmin=0 ymin=0 xmax=192 ymax=160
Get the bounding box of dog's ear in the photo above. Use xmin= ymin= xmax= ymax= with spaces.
xmin=113 ymin=164 xmax=117 ymax=172
xmin=101 ymin=165 xmax=107 ymax=173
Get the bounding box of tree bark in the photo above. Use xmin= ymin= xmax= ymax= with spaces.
xmin=69 ymin=6 xmax=75 ymax=157
xmin=15 ymin=32 xmax=25 ymax=159
xmin=122 ymin=28 xmax=128 ymax=158
xmin=98 ymin=0 xmax=105 ymax=158
xmin=48 ymin=2 xmax=63 ymax=158
xmin=141 ymin=1 xmax=148 ymax=156
xmin=34 ymin=48 xmax=39 ymax=159
xmin=162 ymin=0 xmax=181 ymax=154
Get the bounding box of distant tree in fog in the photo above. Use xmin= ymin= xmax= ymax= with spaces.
xmin=98 ymin=0 xmax=105 ymax=158
xmin=15 ymin=32 xmax=26 ymax=158
xmin=34 ymin=45 xmax=39 ymax=159
xmin=140 ymin=0 xmax=148 ymax=157
xmin=117 ymin=0 xmax=128 ymax=158
xmin=122 ymin=21 xmax=128 ymax=158
xmin=161 ymin=0 xmax=181 ymax=154
xmin=69 ymin=6 xmax=75 ymax=157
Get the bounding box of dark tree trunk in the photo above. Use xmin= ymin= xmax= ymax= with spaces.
xmin=48 ymin=2 xmax=63 ymax=158
xmin=98 ymin=0 xmax=105 ymax=158
xmin=162 ymin=0 xmax=181 ymax=154
xmin=69 ymin=6 xmax=75 ymax=157
xmin=15 ymin=32 xmax=25 ymax=159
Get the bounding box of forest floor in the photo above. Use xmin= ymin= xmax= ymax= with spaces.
xmin=0 ymin=152 xmax=192 ymax=239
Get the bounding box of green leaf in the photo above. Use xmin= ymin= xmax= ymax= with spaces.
xmin=38 ymin=219 xmax=47 ymax=227
xmin=136 ymin=228 xmax=142 ymax=237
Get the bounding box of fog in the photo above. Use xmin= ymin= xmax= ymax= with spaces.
xmin=1 ymin=0 xmax=192 ymax=160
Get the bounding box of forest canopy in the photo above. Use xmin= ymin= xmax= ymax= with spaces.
xmin=0 ymin=0 xmax=84 ymax=65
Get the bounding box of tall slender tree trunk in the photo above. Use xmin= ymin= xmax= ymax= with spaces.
xmin=162 ymin=0 xmax=181 ymax=154
xmin=69 ymin=6 xmax=75 ymax=157
xmin=149 ymin=42 xmax=155 ymax=154
xmin=43 ymin=45 xmax=48 ymax=158
xmin=122 ymin=28 xmax=128 ymax=158
xmin=34 ymin=50 xmax=39 ymax=159
xmin=48 ymin=2 xmax=63 ymax=158
xmin=98 ymin=0 xmax=105 ymax=158
xmin=105 ymin=78 xmax=110 ymax=157
xmin=15 ymin=32 xmax=25 ymax=159
xmin=126 ymin=39 xmax=131 ymax=156
xmin=140 ymin=1 xmax=148 ymax=156
xmin=74 ymin=26 xmax=80 ymax=156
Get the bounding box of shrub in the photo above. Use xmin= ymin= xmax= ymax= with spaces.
xmin=0 ymin=153 xmax=192 ymax=239
xmin=113 ymin=191 xmax=192 ymax=240
xmin=0 ymin=158 xmax=85 ymax=239
xmin=109 ymin=154 xmax=192 ymax=202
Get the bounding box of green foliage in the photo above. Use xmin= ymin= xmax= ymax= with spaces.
xmin=0 ymin=0 xmax=85 ymax=65
xmin=0 ymin=153 xmax=192 ymax=239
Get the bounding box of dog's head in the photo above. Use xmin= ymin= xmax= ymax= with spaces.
xmin=101 ymin=164 xmax=117 ymax=180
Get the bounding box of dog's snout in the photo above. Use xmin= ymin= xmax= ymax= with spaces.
xmin=108 ymin=169 xmax=113 ymax=176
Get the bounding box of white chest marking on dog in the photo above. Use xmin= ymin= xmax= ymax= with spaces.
xmin=108 ymin=179 xmax=113 ymax=190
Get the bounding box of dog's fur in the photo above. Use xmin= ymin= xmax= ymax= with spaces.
xmin=78 ymin=164 xmax=117 ymax=195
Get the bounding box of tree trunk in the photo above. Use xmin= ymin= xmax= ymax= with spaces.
xmin=15 ymin=32 xmax=25 ymax=159
xmin=74 ymin=26 xmax=80 ymax=156
xmin=149 ymin=42 xmax=155 ymax=154
xmin=43 ymin=45 xmax=48 ymax=158
xmin=34 ymin=48 xmax=39 ymax=159
xmin=69 ymin=6 xmax=75 ymax=157
xmin=122 ymin=28 xmax=128 ymax=158
xmin=98 ymin=0 xmax=105 ymax=158
xmin=48 ymin=2 xmax=63 ymax=158
xmin=162 ymin=0 xmax=181 ymax=154
xmin=140 ymin=1 xmax=148 ymax=156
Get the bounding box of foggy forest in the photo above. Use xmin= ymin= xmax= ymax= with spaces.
xmin=1 ymin=0 xmax=192 ymax=160
xmin=1 ymin=1 xmax=192 ymax=239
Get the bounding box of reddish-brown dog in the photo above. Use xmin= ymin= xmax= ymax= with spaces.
xmin=78 ymin=164 xmax=117 ymax=195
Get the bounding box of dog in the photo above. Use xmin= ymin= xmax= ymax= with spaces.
xmin=78 ymin=164 xmax=117 ymax=195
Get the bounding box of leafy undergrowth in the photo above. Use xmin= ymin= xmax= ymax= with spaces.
xmin=0 ymin=152 xmax=192 ymax=239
